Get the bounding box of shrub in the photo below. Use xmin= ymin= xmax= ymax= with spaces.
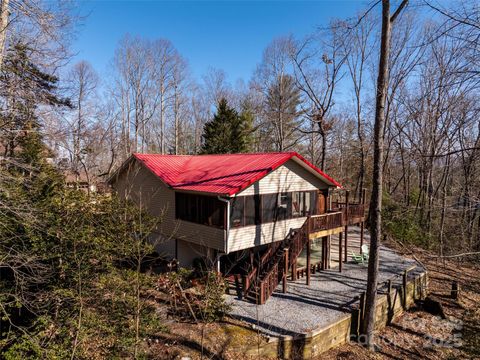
xmin=157 ymin=269 xmax=231 ymax=322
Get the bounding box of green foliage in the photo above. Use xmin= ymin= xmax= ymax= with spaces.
xmin=200 ymin=272 xmax=231 ymax=322
xmin=0 ymin=42 xmax=71 ymax=159
xmin=0 ymin=157 xmax=166 ymax=358
xmin=201 ymin=98 xmax=254 ymax=154
xmin=382 ymin=192 xmax=431 ymax=247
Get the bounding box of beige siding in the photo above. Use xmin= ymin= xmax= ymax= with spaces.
xmin=112 ymin=162 xmax=226 ymax=254
xmin=228 ymin=217 xmax=307 ymax=252
xmin=112 ymin=157 xmax=331 ymax=256
xmin=237 ymin=159 xmax=328 ymax=196
xmin=227 ymin=159 xmax=327 ymax=252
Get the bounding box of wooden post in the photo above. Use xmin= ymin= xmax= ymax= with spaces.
xmin=339 ymin=231 xmax=343 ymax=272
xmin=360 ymin=221 xmax=364 ymax=249
xmin=320 ymin=238 xmax=326 ymax=270
xmin=360 ymin=188 xmax=366 ymax=249
xmin=402 ymin=269 xmax=408 ymax=308
xmin=320 ymin=238 xmax=324 ymax=270
xmin=327 ymin=236 xmax=331 ymax=269
xmin=344 ymin=190 xmax=349 ymax=263
xmin=451 ymin=280 xmax=460 ymax=300
xmin=292 ymin=259 xmax=297 ymax=281
xmin=283 ymin=248 xmax=289 ymax=293
xmin=306 ymin=240 xmax=311 ymax=285
xmin=388 ymin=279 xmax=392 ymax=294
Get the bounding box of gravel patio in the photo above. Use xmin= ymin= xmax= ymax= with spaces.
xmin=226 ymin=227 xmax=425 ymax=336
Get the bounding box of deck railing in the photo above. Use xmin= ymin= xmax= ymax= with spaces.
xmin=244 ymin=204 xmax=366 ymax=304
xmin=331 ymin=202 xmax=366 ymax=224
xmin=259 ymin=261 xmax=281 ymax=304
xmin=257 ymin=220 xmax=309 ymax=304
xmin=310 ymin=211 xmax=344 ymax=232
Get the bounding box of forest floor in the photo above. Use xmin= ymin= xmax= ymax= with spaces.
xmin=148 ymin=241 xmax=480 ymax=360
xmin=320 ymin=240 xmax=480 ymax=360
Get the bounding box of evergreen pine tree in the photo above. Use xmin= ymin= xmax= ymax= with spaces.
xmin=237 ymin=104 xmax=255 ymax=152
xmin=0 ymin=42 xmax=71 ymax=161
xmin=201 ymin=98 xmax=254 ymax=154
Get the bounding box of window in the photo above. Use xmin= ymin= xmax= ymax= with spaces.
xmin=277 ymin=192 xmax=291 ymax=221
xmin=239 ymin=191 xmax=325 ymax=227
xmin=245 ymin=195 xmax=261 ymax=225
xmin=230 ymin=197 xmax=245 ymax=227
xmin=292 ymin=191 xmax=304 ymax=217
xmin=175 ymin=193 xmax=225 ymax=228
xmin=262 ymin=194 xmax=277 ymax=223
xmin=305 ymin=192 xmax=311 ymax=216
xmin=310 ymin=191 xmax=318 ymax=215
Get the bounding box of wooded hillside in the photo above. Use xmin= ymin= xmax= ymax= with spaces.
xmin=0 ymin=0 xmax=478 ymax=358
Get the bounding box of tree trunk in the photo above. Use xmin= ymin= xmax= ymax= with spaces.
xmin=0 ymin=0 xmax=9 ymax=71
xmin=362 ymin=0 xmax=395 ymax=350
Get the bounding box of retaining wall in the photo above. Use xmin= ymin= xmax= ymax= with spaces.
xmin=229 ymin=271 xmax=428 ymax=359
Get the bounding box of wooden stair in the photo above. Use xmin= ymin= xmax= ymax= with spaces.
xmin=243 ymin=222 xmax=309 ymax=304
xmin=241 ymin=205 xmax=366 ymax=304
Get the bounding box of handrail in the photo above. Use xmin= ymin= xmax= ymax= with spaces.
xmin=257 ymin=218 xmax=310 ymax=304
xmin=310 ymin=211 xmax=344 ymax=231
xmin=259 ymin=261 xmax=280 ymax=304
xmin=243 ymin=267 xmax=257 ymax=294
xmin=243 ymin=239 xmax=283 ymax=297
xmin=246 ymin=203 xmax=366 ymax=304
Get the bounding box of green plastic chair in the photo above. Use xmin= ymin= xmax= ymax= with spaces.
xmin=351 ymin=251 xmax=364 ymax=264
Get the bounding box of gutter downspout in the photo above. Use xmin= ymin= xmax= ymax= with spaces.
xmin=218 ymin=196 xmax=230 ymax=255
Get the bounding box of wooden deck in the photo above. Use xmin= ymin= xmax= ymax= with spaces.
xmin=241 ymin=199 xmax=367 ymax=304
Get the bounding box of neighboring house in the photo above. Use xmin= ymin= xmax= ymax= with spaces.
xmin=64 ymin=169 xmax=97 ymax=193
xmin=109 ymin=152 xmax=365 ymax=304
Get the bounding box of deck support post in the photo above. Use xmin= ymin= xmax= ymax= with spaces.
xmin=360 ymin=221 xmax=364 ymax=249
xmin=283 ymin=248 xmax=289 ymax=293
xmin=322 ymin=236 xmax=329 ymax=270
xmin=320 ymin=238 xmax=324 ymax=270
xmin=306 ymin=240 xmax=311 ymax=285
xmin=344 ymin=190 xmax=349 ymax=263
xmin=292 ymin=259 xmax=297 ymax=281
xmin=339 ymin=231 xmax=343 ymax=272
xmin=306 ymin=216 xmax=311 ymax=285
xmin=325 ymin=235 xmax=332 ymax=269
xmin=360 ymin=188 xmax=366 ymax=250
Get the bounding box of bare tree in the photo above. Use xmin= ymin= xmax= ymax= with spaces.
xmin=252 ymin=37 xmax=304 ymax=152
xmin=362 ymin=0 xmax=409 ymax=350
xmin=339 ymin=13 xmax=376 ymax=200
xmin=291 ymin=24 xmax=347 ymax=170
xmin=65 ymin=61 xmax=99 ymax=183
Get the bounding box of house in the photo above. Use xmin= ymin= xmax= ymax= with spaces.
xmin=109 ymin=152 xmax=366 ymax=304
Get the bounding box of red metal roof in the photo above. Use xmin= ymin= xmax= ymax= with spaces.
xmin=132 ymin=152 xmax=341 ymax=196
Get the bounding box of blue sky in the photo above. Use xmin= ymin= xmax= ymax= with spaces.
xmin=73 ymin=1 xmax=370 ymax=83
